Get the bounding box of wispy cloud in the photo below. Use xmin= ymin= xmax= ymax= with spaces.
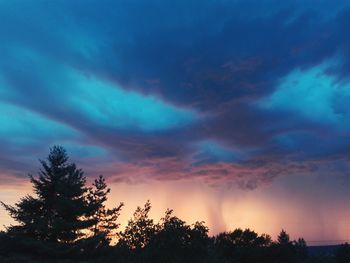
xmin=0 ymin=0 xmax=350 ymax=192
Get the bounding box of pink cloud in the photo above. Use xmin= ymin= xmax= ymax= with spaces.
xmin=103 ymin=156 xmax=323 ymax=190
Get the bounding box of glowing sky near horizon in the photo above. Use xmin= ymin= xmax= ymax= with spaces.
xmin=1 ymin=0 xmax=350 ymax=245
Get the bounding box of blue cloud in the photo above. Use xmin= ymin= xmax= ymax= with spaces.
xmin=0 ymin=102 xmax=109 ymax=172
xmin=60 ymin=143 xmax=108 ymax=158
xmin=259 ymin=58 xmax=350 ymax=128
xmin=0 ymin=45 xmax=198 ymax=133
xmin=0 ymin=102 xmax=78 ymax=147
xmin=1 ymin=0 xmax=350 ymax=189
xmin=66 ymin=69 xmax=198 ymax=132
xmin=194 ymin=140 xmax=253 ymax=163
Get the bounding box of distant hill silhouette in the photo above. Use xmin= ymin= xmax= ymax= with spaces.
xmin=308 ymin=245 xmax=340 ymax=255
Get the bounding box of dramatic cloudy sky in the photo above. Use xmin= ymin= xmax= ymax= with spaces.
xmin=1 ymin=0 xmax=350 ymax=244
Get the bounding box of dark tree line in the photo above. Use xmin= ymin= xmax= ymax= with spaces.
xmin=0 ymin=146 xmax=349 ymax=263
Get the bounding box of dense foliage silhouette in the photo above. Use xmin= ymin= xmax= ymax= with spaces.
xmin=0 ymin=146 xmax=348 ymax=263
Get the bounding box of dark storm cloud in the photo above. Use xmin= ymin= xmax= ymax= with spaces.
xmin=1 ymin=0 xmax=350 ymax=188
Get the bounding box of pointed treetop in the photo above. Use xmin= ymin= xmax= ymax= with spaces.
xmin=47 ymin=145 xmax=69 ymax=167
xmin=278 ymin=229 xmax=290 ymax=245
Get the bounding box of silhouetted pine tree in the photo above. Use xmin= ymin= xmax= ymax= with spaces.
xmin=278 ymin=229 xmax=291 ymax=245
xmin=294 ymin=238 xmax=308 ymax=262
xmin=87 ymin=175 xmax=124 ymax=244
xmin=1 ymin=146 xmax=94 ymax=244
xmin=273 ymin=229 xmax=299 ymax=263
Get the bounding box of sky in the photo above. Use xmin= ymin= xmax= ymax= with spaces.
xmin=1 ymin=0 xmax=350 ymax=245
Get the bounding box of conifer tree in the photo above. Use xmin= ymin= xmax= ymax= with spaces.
xmin=87 ymin=175 xmax=123 ymax=243
xmin=1 ymin=146 xmax=94 ymax=243
xmin=277 ymin=229 xmax=291 ymax=245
